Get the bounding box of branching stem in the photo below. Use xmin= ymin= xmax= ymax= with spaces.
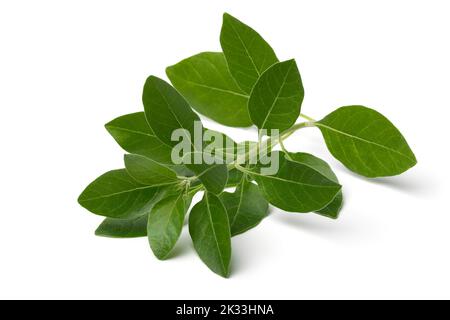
xmin=179 ymin=118 xmax=318 ymax=184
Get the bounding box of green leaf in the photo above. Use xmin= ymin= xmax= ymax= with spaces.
xmin=94 ymin=185 xmax=184 ymax=239
xmin=105 ymin=112 xmax=173 ymax=165
xmin=166 ymin=52 xmax=252 ymax=127
xmin=185 ymin=159 xmax=228 ymax=195
xmin=95 ymin=215 xmax=148 ymax=238
xmin=220 ymin=178 xmax=269 ymax=236
xmin=316 ymin=106 xmax=417 ymax=177
xmin=227 ymin=168 xmax=244 ymax=187
xmin=189 ymin=192 xmax=232 ymax=278
xmin=316 ymin=192 xmax=343 ymax=219
xmin=245 ymin=151 xmax=342 ymax=213
xmin=248 ymin=60 xmax=304 ymax=132
xmin=143 ymin=76 xmax=201 ymax=148
xmin=124 ymin=154 xmax=179 ymax=186
xmin=78 ymin=169 xmax=163 ymax=219
xmin=147 ymin=193 xmax=187 ymax=260
xmin=220 ymin=13 xmax=279 ymax=94
xmin=287 ymin=152 xmax=343 ymax=219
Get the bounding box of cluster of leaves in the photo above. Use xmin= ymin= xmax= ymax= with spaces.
xmin=78 ymin=13 xmax=417 ymax=277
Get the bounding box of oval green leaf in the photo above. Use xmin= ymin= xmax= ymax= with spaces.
xmin=78 ymin=169 xmax=162 ymax=219
xmin=105 ymin=112 xmax=173 ymax=165
xmin=288 ymin=152 xmax=343 ymax=219
xmin=95 ymin=215 xmax=148 ymax=238
xmin=220 ymin=178 xmax=269 ymax=236
xmin=143 ymin=76 xmax=201 ymax=148
xmin=189 ymin=192 xmax=232 ymax=278
xmin=316 ymin=106 xmax=417 ymax=178
xmin=226 ymin=168 xmax=244 ymax=187
xmin=248 ymin=59 xmax=304 ymax=132
xmin=220 ymin=13 xmax=279 ymax=94
xmin=147 ymin=193 xmax=187 ymax=260
xmin=166 ymin=52 xmax=252 ymax=127
xmin=124 ymin=154 xmax=178 ymax=186
xmin=185 ymin=160 xmax=228 ymax=195
xmin=246 ymin=151 xmax=342 ymax=213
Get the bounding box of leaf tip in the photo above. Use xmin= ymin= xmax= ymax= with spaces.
xmin=77 ymin=194 xmax=84 ymax=206
xmin=144 ymin=75 xmax=160 ymax=88
xmin=104 ymin=121 xmax=112 ymax=130
xmin=165 ymin=65 xmax=175 ymax=79
xmin=154 ymin=253 xmax=168 ymax=261
xmin=77 ymin=188 xmax=87 ymax=206
xmin=94 ymin=227 xmax=104 ymax=237
xmin=150 ymin=245 xmax=173 ymax=261
xmin=286 ymin=58 xmax=297 ymax=66
xmin=223 ymin=12 xmax=231 ymax=20
xmin=221 ymin=267 xmax=231 ymax=278
xmin=410 ymin=153 xmax=418 ymax=167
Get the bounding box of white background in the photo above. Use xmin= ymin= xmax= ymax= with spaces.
xmin=1 ymin=0 xmax=449 ymax=300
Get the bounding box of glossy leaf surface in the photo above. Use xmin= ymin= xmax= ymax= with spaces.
xmin=189 ymin=193 xmax=231 ymax=277
xmin=249 ymin=60 xmax=304 ymax=132
xmin=316 ymin=106 xmax=417 ymax=177
xmin=167 ymin=52 xmax=252 ymax=127
xmin=220 ymin=13 xmax=278 ymax=94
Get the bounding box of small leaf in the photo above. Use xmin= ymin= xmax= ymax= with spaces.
xmin=220 ymin=13 xmax=279 ymax=94
xmin=220 ymin=178 xmax=269 ymax=236
xmin=316 ymin=106 xmax=417 ymax=177
xmin=167 ymin=52 xmax=252 ymax=127
xmin=105 ymin=112 xmax=173 ymax=165
xmin=143 ymin=76 xmax=201 ymax=148
xmin=189 ymin=192 xmax=232 ymax=277
xmin=249 ymin=60 xmax=304 ymax=132
xmin=185 ymin=159 xmax=228 ymax=195
xmin=78 ymin=169 xmax=163 ymax=219
xmin=288 ymin=152 xmax=343 ymax=218
xmin=147 ymin=193 xmax=187 ymax=260
xmin=227 ymin=168 xmax=244 ymax=187
xmin=124 ymin=154 xmax=178 ymax=186
xmin=95 ymin=215 xmax=148 ymax=238
xmin=246 ymin=151 xmax=342 ymax=213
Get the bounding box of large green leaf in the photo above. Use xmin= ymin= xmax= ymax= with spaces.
xmin=78 ymin=169 xmax=164 ymax=219
xmin=105 ymin=112 xmax=173 ymax=165
xmin=95 ymin=215 xmax=148 ymax=238
xmin=287 ymin=152 xmax=343 ymax=219
xmin=220 ymin=178 xmax=269 ymax=236
xmin=248 ymin=60 xmax=304 ymax=132
xmin=245 ymin=151 xmax=342 ymax=213
xmin=147 ymin=193 xmax=187 ymax=260
xmin=124 ymin=154 xmax=179 ymax=186
xmin=189 ymin=192 xmax=231 ymax=278
xmin=220 ymin=13 xmax=279 ymax=94
xmin=166 ymin=52 xmax=252 ymax=127
xmin=316 ymin=106 xmax=417 ymax=177
xmin=143 ymin=76 xmax=201 ymax=148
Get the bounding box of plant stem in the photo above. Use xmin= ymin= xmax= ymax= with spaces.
xmin=300 ymin=113 xmax=316 ymax=122
xmin=180 ymin=120 xmax=316 ymax=182
xmin=279 ymin=138 xmax=293 ymax=160
xmin=233 ymin=121 xmax=315 ymax=174
xmin=187 ymin=185 xmax=204 ymax=195
xmin=177 ymin=175 xmax=198 ymax=181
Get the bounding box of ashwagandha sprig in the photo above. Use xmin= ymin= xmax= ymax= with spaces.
xmin=78 ymin=13 xmax=417 ymax=277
